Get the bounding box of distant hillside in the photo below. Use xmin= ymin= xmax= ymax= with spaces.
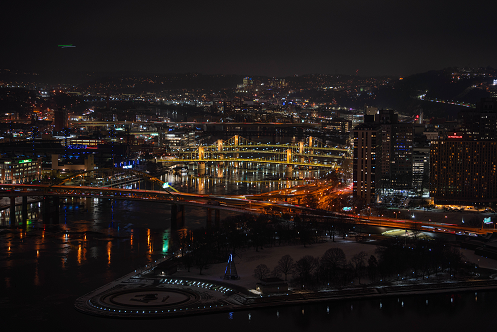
xmin=357 ymin=67 xmax=495 ymax=117
xmin=76 ymin=73 xmax=244 ymax=93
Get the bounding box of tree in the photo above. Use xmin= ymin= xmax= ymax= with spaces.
xmin=335 ymin=218 xmax=352 ymax=239
xmin=292 ymin=255 xmax=319 ymax=289
xmin=367 ymin=255 xmax=378 ymax=282
xmin=295 ymin=215 xmax=312 ymax=247
xmin=444 ymin=246 xmax=463 ymax=278
xmin=194 ymin=248 xmax=211 ymax=275
xmin=182 ymin=252 xmax=194 ymax=272
xmin=275 ymin=254 xmax=294 ymax=281
xmin=351 ymin=251 xmax=367 ymax=284
xmin=320 ymin=248 xmax=346 ymax=286
xmin=247 ymin=214 xmax=269 ymax=251
xmin=253 ymin=264 xmax=270 ymax=280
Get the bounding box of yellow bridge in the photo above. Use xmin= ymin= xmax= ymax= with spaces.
xmin=159 ymin=135 xmax=350 ymax=168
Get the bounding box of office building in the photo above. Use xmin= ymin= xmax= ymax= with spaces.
xmin=0 ymin=158 xmax=41 ymax=184
xmin=353 ymin=109 xmax=420 ymax=204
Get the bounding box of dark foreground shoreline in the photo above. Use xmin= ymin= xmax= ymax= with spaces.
xmin=75 ymin=259 xmax=497 ymax=319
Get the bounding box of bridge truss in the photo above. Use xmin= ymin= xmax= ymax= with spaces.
xmin=159 ymin=135 xmax=350 ymax=168
xmin=54 ymin=168 xmax=175 ymax=195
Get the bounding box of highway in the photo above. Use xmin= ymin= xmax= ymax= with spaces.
xmin=0 ymin=183 xmax=493 ymax=235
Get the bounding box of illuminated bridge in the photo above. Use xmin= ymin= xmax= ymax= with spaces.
xmin=2 ymin=168 xmax=488 ymax=236
xmin=160 ymin=135 xmax=350 ymax=169
xmin=0 ymin=167 xmax=320 ymax=227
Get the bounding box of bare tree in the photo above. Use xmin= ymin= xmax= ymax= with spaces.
xmin=194 ymin=249 xmax=210 ymax=275
xmin=292 ymin=255 xmax=319 ymax=289
xmin=367 ymin=255 xmax=378 ymax=282
xmin=253 ymin=264 xmax=270 ymax=280
xmin=351 ymin=251 xmax=367 ymax=284
xmin=182 ymin=251 xmax=194 ymax=272
xmin=320 ymin=248 xmax=346 ymax=285
xmin=275 ymin=254 xmax=294 ymax=281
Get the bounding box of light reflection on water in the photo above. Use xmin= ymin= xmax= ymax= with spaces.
xmin=8 ymin=163 xmax=487 ymax=330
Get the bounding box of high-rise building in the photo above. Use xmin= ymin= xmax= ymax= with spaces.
xmin=389 ymin=123 xmax=413 ymax=190
xmin=412 ymin=146 xmax=430 ymax=196
xmin=53 ymin=108 xmax=68 ymax=132
xmin=459 ymin=98 xmax=497 ymax=140
xmin=353 ymin=109 xmax=418 ymax=204
xmin=353 ymin=123 xmax=377 ymax=204
xmin=430 ymin=134 xmax=497 ymax=205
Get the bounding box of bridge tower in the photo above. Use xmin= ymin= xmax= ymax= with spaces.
xmin=234 ymin=135 xmax=240 ymax=168
xmin=286 ymin=149 xmax=292 ymax=163
xmin=299 ymin=141 xmax=305 ymax=163
xmin=198 ymin=146 xmax=206 ymax=176
xmin=217 ymin=139 xmax=224 ymax=166
xmin=286 ymin=149 xmax=293 ymax=178
xmin=308 ymin=136 xmax=314 ymax=165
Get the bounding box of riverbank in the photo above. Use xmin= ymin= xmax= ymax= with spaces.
xmin=75 ymin=237 xmax=497 ymax=319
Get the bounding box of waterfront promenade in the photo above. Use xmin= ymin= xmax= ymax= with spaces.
xmin=75 ymin=238 xmax=497 ymax=318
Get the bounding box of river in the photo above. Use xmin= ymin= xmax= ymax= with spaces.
xmin=1 ymin=164 xmax=497 ymax=331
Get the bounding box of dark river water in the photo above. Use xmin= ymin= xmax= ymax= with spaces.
xmin=1 ymin=166 xmax=497 ymax=331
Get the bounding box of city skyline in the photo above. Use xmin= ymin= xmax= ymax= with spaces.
xmin=2 ymin=0 xmax=497 ymax=77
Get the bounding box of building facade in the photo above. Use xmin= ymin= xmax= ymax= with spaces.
xmin=0 ymin=158 xmax=41 ymax=184
xmin=353 ymin=109 xmax=419 ymax=204
xmin=353 ymin=124 xmax=377 ymax=204
xmin=430 ymin=136 xmax=497 ymax=205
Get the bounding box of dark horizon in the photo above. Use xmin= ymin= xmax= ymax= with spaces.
xmin=2 ymin=0 xmax=497 ymax=78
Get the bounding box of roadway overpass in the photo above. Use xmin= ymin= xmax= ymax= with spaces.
xmin=69 ymin=121 xmax=322 ymax=128
xmin=1 ymin=182 xmax=492 ymax=236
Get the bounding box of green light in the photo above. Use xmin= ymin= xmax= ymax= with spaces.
xmin=18 ymin=159 xmax=32 ymax=164
xmin=162 ymin=230 xmax=170 ymax=253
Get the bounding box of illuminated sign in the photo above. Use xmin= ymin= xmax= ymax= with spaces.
xmin=448 ymin=133 xmax=462 ymax=139
xmin=484 ymin=217 xmax=492 ymax=224
xmin=18 ymin=159 xmax=32 ymax=164
xmin=67 ymin=144 xmax=97 ymax=150
xmin=342 ymin=207 xmax=352 ymax=211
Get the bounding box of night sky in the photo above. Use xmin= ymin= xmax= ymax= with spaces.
xmin=2 ymin=0 xmax=497 ymax=77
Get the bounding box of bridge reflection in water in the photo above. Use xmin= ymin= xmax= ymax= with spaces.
xmin=0 ymin=165 xmax=323 ymax=229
